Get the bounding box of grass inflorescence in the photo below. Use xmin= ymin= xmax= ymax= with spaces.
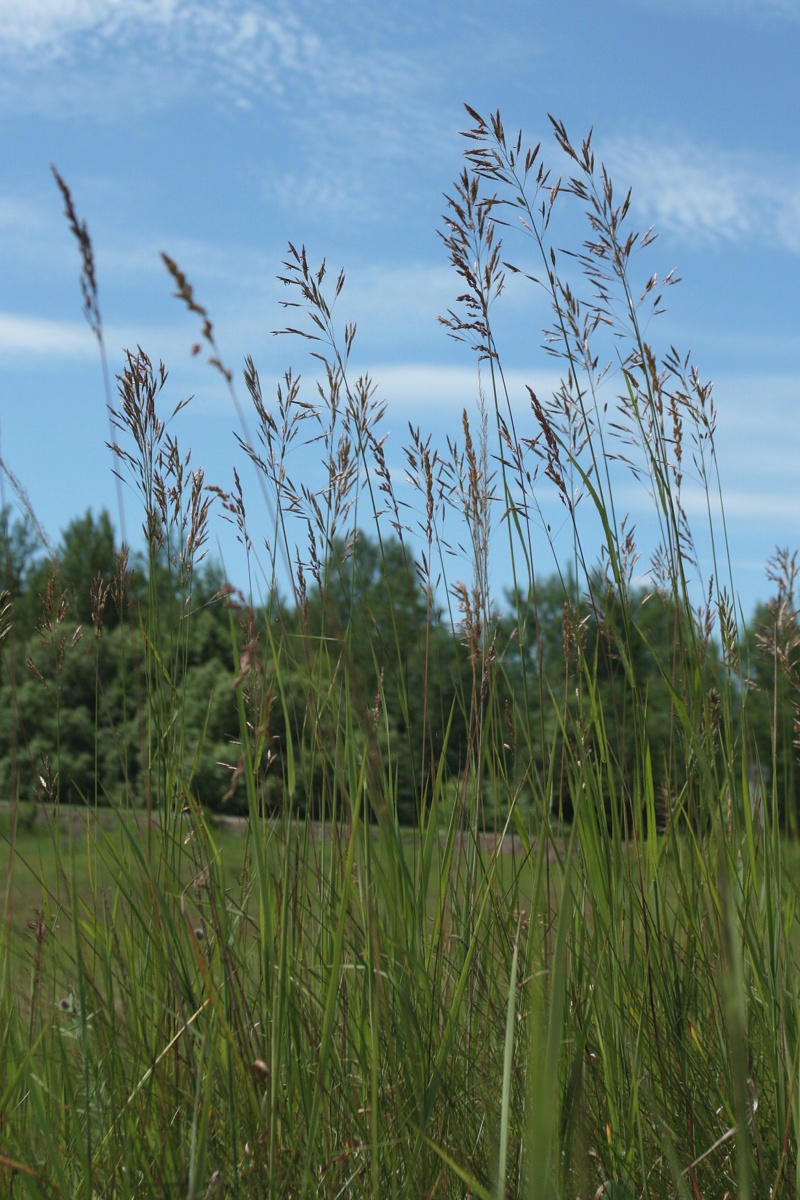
xmin=1 ymin=107 xmax=799 ymax=1198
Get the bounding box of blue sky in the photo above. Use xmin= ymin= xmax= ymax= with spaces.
xmin=0 ymin=0 xmax=798 ymax=624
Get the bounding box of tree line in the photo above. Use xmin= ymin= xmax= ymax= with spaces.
xmin=0 ymin=505 xmax=797 ymax=829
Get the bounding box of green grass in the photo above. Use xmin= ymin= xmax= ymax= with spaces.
xmin=2 ymin=106 xmax=800 ymax=1198
xmin=3 ymin=794 xmax=797 ymax=1196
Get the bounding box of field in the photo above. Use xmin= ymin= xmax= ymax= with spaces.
xmin=3 ymin=791 xmax=797 ymax=1198
xmin=2 ymin=108 xmax=800 ymax=1198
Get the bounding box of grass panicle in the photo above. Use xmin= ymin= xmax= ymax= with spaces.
xmin=0 ymin=106 xmax=798 ymax=1200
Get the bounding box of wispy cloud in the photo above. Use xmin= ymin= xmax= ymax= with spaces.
xmin=0 ymin=0 xmax=312 ymax=78
xmin=0 ymin=312 xmax=96 ymax=359
xmin=0 ymin=0 xmax=444 ymax=230
xmin=0 ymin=194 xmax=52 ymax=236
xmin=362 ymin=364 xmax=564 ymax=419
xmin=0 ymin=310 xmax=217 ymax=370
xmin=603 ymin=135 xmax=800 ymax=253
xmin=0 ymin=0 xmax=422 ymax=118
xmin=598 ymin=370 xmax=800 ymax=546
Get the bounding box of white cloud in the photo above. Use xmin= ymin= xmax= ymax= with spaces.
xmin=710 ymin=374 xmax=793 ymax=436
xmin=363 ymin=363 xmax=564 ymax=418
xmin=677 ymin=485 xmax=792 ymax=522
xmin=0 ymin=195 xmax=51 ymax=236
xmin=0 ymin=0 xmax=417 ymax=117
xmin=603 ymin=135 xmax=800 ymax=253
xmin=0 ymin=312 xmax=96 ymax=358
xmin=575 ymin=369 xmax=800 ymax=562
xmin=0 ymin=0 xmax=178 ymax=56
xmin=0 ymin=0 xmax=459 ymax=255
xmin=0 ymin=310 xmax=220 ymax=371
xmin=271 ymin=170 xmax=383 ymax=225
xmin=0 ymin=0 xmax=442 ymax=240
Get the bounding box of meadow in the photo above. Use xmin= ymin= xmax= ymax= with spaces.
xmin=2 ymin=107 xmax=800 ymax=1198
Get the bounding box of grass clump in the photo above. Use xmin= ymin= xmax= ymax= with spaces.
xmin=0 ymin=106 xmax=798 ymax=1198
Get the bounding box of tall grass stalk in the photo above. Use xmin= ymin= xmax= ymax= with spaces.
xmin=1 ymin=107 xmax=798 ymax=1199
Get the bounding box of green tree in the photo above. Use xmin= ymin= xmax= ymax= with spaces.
xmin=741 ymin=558 xmax=800 ymax=833
xmin=58 ymin=508 xmax=119 ymax=627
xmin=300 ymin=533 xmax=468 ymax=823
xmin=0 ymin=505 xmax=46 ymax=636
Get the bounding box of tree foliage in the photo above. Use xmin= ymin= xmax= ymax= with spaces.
xmin=0 ymin=505 xmax=796 ymax=828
